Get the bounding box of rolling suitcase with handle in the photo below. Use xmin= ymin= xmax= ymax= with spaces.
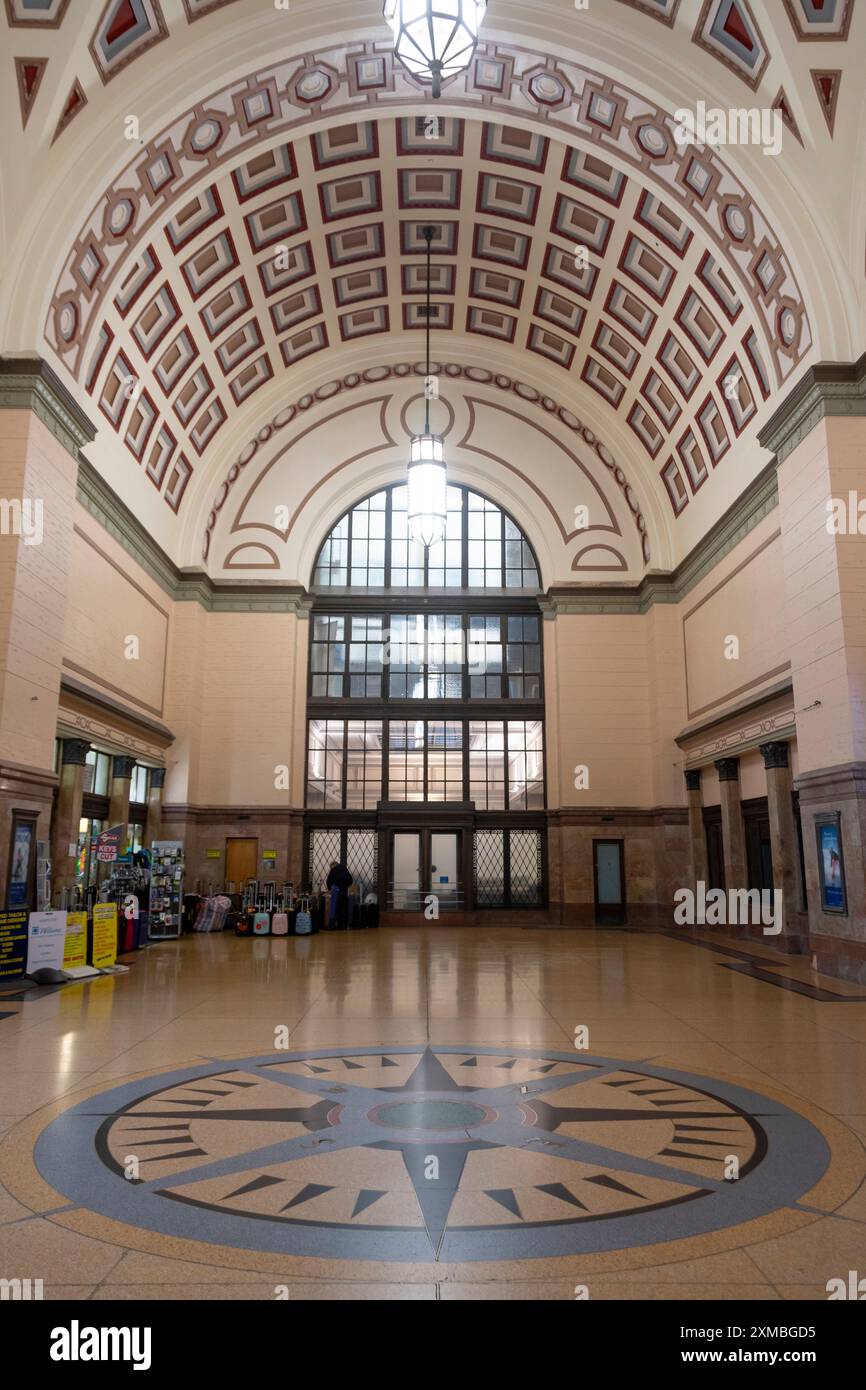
xmin=295 ymin=894 xmax=313 ymax=935
xmin=236 ymin=907 xmax=254 ymax=937
xmin=272 ymin=889 xmax=289 ymax=936
xmin=252 ymin=909 xmax=270 ymax=935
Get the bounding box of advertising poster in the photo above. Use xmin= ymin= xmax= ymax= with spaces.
xmin=92 ymin=902 xmax=118 ymax=969
xmin=0 ymin=908 xmax=29 ymax=979
xmin=817 ymin=818 xmax=846 ymax=913
xmin=25 ymin=910 xmax=67 ymax=975
xmin=63 ymin=911 xmax=88 ymax=970
xmin=8 ymin=819 xmax=34 ymax=906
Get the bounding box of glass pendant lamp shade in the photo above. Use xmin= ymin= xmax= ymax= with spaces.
xmin=383 ymin=0 xmax=486 ymax=97
xmin=407 ymin=434 xmax=447 ymax=547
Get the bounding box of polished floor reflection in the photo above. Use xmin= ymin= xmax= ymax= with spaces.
xmin=1 ymin=926 xmax=865 ymax=1300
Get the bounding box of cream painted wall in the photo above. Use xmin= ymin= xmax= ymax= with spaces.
xmin=739 ymin=750 xmax=767 ymax=800
xmin=547 ymin=612 xmax=653 ymax=808
xmin=162 ymin=600 xmax=205 ymax=804
xmin=778 ymin=417 xmax=866 ymax=774
xmin=646 ymin=603 xmax=688 ymax=806
xmin=544 ymin=519 xmax=788 ymax=812
xmin=63 ymin=505 xmax=170 ymax=723
xmin=0 ymin=410 xmax=77 ymax=769
xmin=163 ymin=608 xmax=308 ymax=808
xmin=680 ymin=513 xmax=788 ymax=727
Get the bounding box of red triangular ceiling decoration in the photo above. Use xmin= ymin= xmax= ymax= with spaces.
xmin=106 ymin=0 xmax=140 ymax=47
xmin=722 ymin=2 xmax=755 ymax=55
xmin=14 ymin=56 xmax=47 ymax=129
xmin=51 ymin=78 xmax=87 ymax=144
xmin=772 ymin=86 xmax=802 ymax=147
xmin=811 ymin=69 xmax=841 ymax=135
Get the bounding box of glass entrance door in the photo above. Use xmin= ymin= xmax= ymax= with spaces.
xmin=392 ymin=832 xmax=421 ymax=909
xmin=430 ymin=832 xmax=459 ymax=910
xmin=389 ymin=829 xmax=462 ymax=911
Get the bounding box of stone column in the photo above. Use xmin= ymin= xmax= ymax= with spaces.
xmin=760 ymin=740 xmax=804 ymax=951
xmin=109 ymin=755 xmax=135 ymax=853
xmin=0 ymin=360 xmax=95 ymax=899
xmin=146 ymin=767 xmax=165 ymax=845
xmin=760 ymin=362 xmax=866 ymax=981
xmin=715 ymin=757 xmax=747 ymax=894
xmin=50 ymin=738 xmax=90 ymax=897
xmin=684 ymin=769 xmax=707 ymax=888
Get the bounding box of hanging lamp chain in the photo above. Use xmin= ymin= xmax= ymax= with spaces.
xmin=424 ymin=226 xmax=432 ymax=434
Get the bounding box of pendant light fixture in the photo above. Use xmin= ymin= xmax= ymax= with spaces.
xmin=407 ymin=225 xmax=447 ymax=549
xmin=383 ymin=1 xmax=487 ymax=99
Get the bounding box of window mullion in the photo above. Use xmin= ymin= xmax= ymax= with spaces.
xmin=500 ymin=614 xmax=507 ymax=700
xmin=341 ymin=718 xmax=348 ymax=809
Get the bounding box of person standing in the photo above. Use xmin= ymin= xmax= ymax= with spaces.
xmin=326 ymin=861 xmax=354 ymax=930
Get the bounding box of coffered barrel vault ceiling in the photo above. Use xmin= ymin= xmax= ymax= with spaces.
xmin=3 ymin=1 xmax=865 ymax=579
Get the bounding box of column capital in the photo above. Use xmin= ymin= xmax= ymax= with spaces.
xmin=684 ymin=769 xmax=702 ymax=792
xmin=112 ymin=755 xmax=136 ymax=780
xmin=149 ymin=767 xmax=166 ymax=790
xmin=760 ymin=741 xmax=790 ymax=770
xmin=715 ymin=757 xmax=740 ymax=782
xmin=61 ymin=738 xmax=91 ymax=767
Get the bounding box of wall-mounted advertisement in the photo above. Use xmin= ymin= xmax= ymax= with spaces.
xmin=7 ymin=813 xmax=36 ymax=907
xmin=816 ymin=813 xmax=847 ymax=915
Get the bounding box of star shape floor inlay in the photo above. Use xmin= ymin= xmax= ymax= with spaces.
xmin=32 ymin=1046 xmax=830 ymax=1263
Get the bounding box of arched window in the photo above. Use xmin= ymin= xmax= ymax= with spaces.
xmin=305 ymin=481 xmax=546 ymax=916
xmin=313 ymin=483 xmax=540 ymax=590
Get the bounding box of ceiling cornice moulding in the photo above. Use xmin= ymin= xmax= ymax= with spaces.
xmin=758 ymin=351 xmax=866 ymax=464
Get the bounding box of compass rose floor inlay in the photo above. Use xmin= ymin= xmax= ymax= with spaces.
xmin=8 ymin=1045 xmax=839 ymax=1267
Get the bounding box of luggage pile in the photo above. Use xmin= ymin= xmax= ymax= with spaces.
xmin=233 ymin=880 xmax=379 ymax=936
xmin=234 ymin=881 xmax=322 ymax=937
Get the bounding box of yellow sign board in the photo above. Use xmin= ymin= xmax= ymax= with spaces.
xmin=63 ymin=911 xmax=88 ymax=970
xmin=91 ymin=902 xmax=118 ymax=970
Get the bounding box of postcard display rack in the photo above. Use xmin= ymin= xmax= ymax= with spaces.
xmin=148 ymin=841 xmax=184 ymax=940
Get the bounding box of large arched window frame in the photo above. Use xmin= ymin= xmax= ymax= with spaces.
xmin=305 ymin=482 xmax=547 ymax=913
xmin=312 ymin=483 xmax=541 ymax=591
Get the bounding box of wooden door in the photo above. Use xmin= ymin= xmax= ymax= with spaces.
xmin=225 ymin=837 xmax=258 ymax=886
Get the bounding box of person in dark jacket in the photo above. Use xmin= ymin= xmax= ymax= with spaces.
xmin=326 ymin=861 xmax=354 ymax=929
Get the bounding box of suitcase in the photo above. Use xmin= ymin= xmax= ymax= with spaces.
xmin=295 ymin=895 xmax=313 ymax=936
xmin=271 ymin=911 xmax=289 ymax=936
xmin=236 ymin=908 xmax=254 ymax=937
xmin=253 ymin=911 xmax=270 ymax=936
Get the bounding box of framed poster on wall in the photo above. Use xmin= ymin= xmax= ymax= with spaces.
xmin=815 ymin=813 xmax=847 ymax=914
xmin=6 ymin=811 xmax=37 ymax=909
